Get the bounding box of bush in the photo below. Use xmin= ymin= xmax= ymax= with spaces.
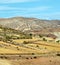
xmin=0 ymin=56 xmax=3 ymax=59
xmin=32 ymin=53 xmax=35 ymax=55
xmin=36 ymin=45 xmax=39 ymax=47
xmin=30 ymin=57 xmax=32 ymax=59
xmin=34 ymin=56 xmax=37 ymax=59
xmin=16 ymin=47 xmax=19 ymax=50
xmin=26 ymin=57 xmax=29 ymax=59
xmin=23 ymin=41 xmax=28 ymax=44
xmin=19 ymin=55 xmax=21 ymax=57
xmin=56 ymin=40 xmax=60 ymax=43
xmin=45 ymin=47 xmax=47 ymax=49
xmin=39 ymin=35 xmax=42 ymax=38
xmin=56 ymin=53 xmax=60 ymax=56
xmin=4 ymin=56 xmax=8 ymax=59
xmin=49 ymin=60 xmax=52 ymax=62
xmin=43 ymin=38 xmax=47 ymax=41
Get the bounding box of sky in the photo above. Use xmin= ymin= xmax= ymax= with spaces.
xmin=0 ymin=0 xmax=60 ymax=20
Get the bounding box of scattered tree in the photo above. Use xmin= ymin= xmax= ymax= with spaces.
xmin=43 ymin=38 xmax=47 ymax=41
xmin=56 ymin=40 xmax=60 ymax=43
xmin=23 ymin=41 xmax=28 ymax=44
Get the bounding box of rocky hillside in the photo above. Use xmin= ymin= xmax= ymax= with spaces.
xmin=0 ymin=17 xmax=60 ymax=34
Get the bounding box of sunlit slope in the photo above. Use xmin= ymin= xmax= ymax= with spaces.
xmin=13 ymin=39 xmax=60 ymax=53
xmin=0 ymin=39 xmax=60 ymax=54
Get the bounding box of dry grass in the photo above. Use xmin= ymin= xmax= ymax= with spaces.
xmin=0 ymin=39 xmax=60 ymax=54
xmin=13 ymin=39 xmax=60 ymax=53
xmin=13 ymin=39 xmax=38 ymax=43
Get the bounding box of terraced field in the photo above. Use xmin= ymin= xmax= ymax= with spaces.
xmin=13 ymin=39 xmax=38 ymax=43
xmin=12 ymin=39 xmax=60 ymax=54
xmin=0 ymin=38 xmax=60 ymax=55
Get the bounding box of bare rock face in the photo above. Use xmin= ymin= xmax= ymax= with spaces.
xmin=0 ymin=17 xmax=60 ymax=34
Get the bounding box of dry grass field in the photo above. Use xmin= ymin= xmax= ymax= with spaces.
xmin=13 ymin=39 xmax=60 ymax=53
xmin=0 ymin=39 xmax=60 ymax=65
xmin=13 ymin=39 xmax=38 ymax=43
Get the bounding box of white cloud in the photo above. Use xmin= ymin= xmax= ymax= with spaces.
xmin=27 ymin=6 xmax=50 ymax=11
xmin=0 ymin=5 xmax=50 ymax=12
xmin=0 ymin=0 xmax=36 ymax=3
xmin=0 ymin=6 xmax=16 ymax=10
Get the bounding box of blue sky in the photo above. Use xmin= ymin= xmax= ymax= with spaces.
xmin=0 ymin=0 xmax=60 ymax=20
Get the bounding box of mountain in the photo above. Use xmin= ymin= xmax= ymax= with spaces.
xmin=0 ymin=17 xmax=60 ymax=34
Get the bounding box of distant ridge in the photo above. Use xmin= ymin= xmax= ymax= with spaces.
xmin=0 ymin=17 xmax=60 ymax=34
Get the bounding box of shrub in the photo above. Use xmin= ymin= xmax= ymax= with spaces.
xmin=36 ymin=45 xmax=39 ymax=47
xmin=26 ymin=57 xmax=29 ymax=59
xmin=4 ymin=56 xmax=7 ymax=59
xmin=43 ymin=38 xmax=47 ymax=41
xmin=32 ymin=53 xmax=35 ymax=55
xmin=19 ymin=55 xmax=21 ymax=57
xmin=30 ymin=57 xmax=32 ymax=59
xmin=49 ymin=60 xmax=52 ymax=62
xmin=56 ymin=40 xmax=60 ymax=43
xmin=16 ymin=47 xmax=19 ymax=50
xmin=45 ymin=47 xmax=47 ymax=49
xmin=34 ymin=56 xmax=37 ymax=59
xmin=23 ymin=41 xmax=28 ymax=44
xmin=56 ymin=53 xmax=60 ymax=56
xmin=39 ymin=35 xmax=42 ymax=38
xmin=0 ymin=56 xmax=3 ymax=59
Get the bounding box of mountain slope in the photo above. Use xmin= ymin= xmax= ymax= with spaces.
xmin=0 ymin=17 xmax=60 ymax=34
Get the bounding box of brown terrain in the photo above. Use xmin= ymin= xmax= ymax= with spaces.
xmin=0 ymin=17 xmax=60 ymax=65
xmin=0 ymin=17 xmax=60 ymax=33
xmin=0 ymin=56 xmax=60 ymax=65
